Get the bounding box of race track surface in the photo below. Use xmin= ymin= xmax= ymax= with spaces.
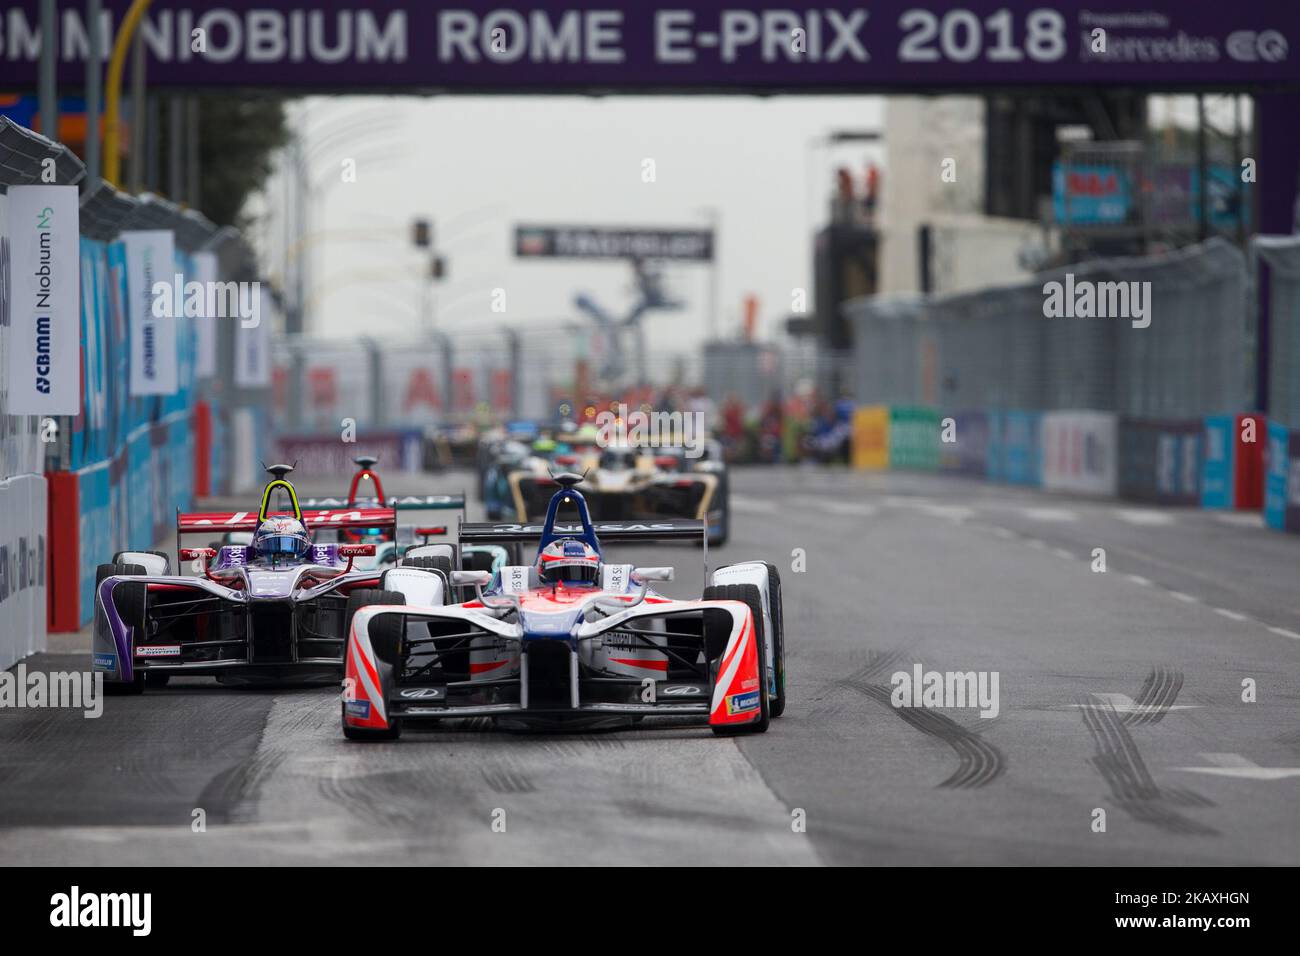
xmin=3 ymin=467 xmax=1298 ymax=865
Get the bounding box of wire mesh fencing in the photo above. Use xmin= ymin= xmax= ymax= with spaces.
xmin=846 ymin=238 xmax=1252 ymax=420
xmin=1254 ymin=236 xmax=1300 ymax=430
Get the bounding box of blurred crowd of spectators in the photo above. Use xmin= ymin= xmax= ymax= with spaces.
xmin=716 ymin=391 xmax=854 ymax=464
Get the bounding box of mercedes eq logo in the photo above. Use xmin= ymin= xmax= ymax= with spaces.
xmin=1227 ymin=29 xmax=1288 ymax=63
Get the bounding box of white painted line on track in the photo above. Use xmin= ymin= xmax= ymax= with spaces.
xmin=1214 ymin=512 xmax=1265 ymax=529
xmin=1213 ymin=607 xmax=1250 ymax=622
xmin=731 ymin=495 xmax=778 ymax=515
xmin=1125 ymin=574 xmax=1153 ymax=587
xmin=1168 ymin=591 xmax=1199 ymax=604
xmin=1115 ymin=509 xmax=1176 ymax=526
xmin=818 ymin=500 xmax=878 ymax=517
xmin=1173 ymin=754 xmax=1300 ymax=780
xmin=1022 ymin=507 xmax=1078 ymax=522
xmin=920 ymin=504 xmax=975 ymax=521
xmin=789 ymin=496 xmax=876 ymax=517
xmin=1266 ymin=626 xmax=1300 ymax=641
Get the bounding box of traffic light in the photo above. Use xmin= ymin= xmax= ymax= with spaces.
xmin=412 ymin=218 xmax=432 ymax=247
xmin=430 ymin=255 xmax=447 ymax=279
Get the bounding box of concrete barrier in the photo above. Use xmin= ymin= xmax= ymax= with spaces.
xmin=0 ymin=474 xmax=47 ymax=669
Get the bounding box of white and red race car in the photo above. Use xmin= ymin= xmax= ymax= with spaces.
xmin=341 ymin=474 xmax=785 ymax=740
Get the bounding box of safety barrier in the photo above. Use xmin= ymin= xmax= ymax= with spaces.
xmin=844 ymin=239 xmax=1287 ymax=512
xmin=1254 ymin=236 xmax=1300 ymax=534
xmin=0 ymin=118 xmax=262 ymax=642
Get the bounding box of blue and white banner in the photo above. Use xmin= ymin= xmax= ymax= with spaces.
xmin=191 ymin=250 xmax=218 ymax=379
xmin=123 ymin=230 xmax=177 ymax=396
xmin=4 ymin=185 xmax=81 ymax=414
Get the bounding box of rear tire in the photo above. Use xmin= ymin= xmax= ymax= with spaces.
xmin=703 ymin=583 xmax=770 ymax=735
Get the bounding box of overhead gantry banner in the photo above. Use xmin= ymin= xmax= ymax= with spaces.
xmin=1 ymin=2 xmax=1297 ymax=91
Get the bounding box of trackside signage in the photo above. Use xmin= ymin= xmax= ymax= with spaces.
xmin=4 ymin=185 xmax=80 ymax=415
xmin=122 ymin=230 xmax=178 ymax=396
xmin=0 ymin=2 xmax=1295 ymax=90
xmin=191 ymin=250 xmax=218 ymax=378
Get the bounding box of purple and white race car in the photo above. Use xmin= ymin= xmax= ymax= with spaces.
xmin=91 ymin=465 xmax=402 ymax=692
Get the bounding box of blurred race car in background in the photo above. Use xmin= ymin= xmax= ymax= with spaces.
xmin=340 ymin=473 xmax=783 ymax=741
xmin=92 ymin=465 xmax=398 ymax=692
xmin=299 ymin=455 xmax=469 ymax=572
xmin=498 ymin=438 xmax=731 ymax=545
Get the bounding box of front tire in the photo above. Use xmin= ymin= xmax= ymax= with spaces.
xmin=759 ymin=562 xmax=786 ymax=717
xmin=703 ymin=583 xmax=770 ymax=735
xmin=341 ymin=704 xmax=402 ymax=741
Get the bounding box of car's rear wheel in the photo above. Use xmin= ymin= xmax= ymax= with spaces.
xmin=703 ymin=583 xmax=770 ymax=735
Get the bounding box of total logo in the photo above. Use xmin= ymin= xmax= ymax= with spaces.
xmin=1226 ymin=30 xmax=1288 ymax=63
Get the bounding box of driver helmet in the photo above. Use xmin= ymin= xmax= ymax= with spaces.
xmin=537 ymin=537 xmax=600 ymax=586
xmin=252 ymin=516 xmax=311 ymax=562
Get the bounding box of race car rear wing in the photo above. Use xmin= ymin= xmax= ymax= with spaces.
xmin=177 ymin=507 xmax=398 ymax=536
xmin=298 ymin=493 xmax=467 ymax=512
xmin=458 ymin=518 xmax=704 ymax=544
xmin=459 ymin=516 xmax=711 ymax=585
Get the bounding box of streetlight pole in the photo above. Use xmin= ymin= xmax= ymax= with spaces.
xmin=84 ymin=0 xmax=102 ymax=193
xmin=39 ymin=0 xmax=57 ymax=143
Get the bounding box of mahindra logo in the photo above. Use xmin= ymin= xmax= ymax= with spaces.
xmin=661 ymin=685 xmax=701 ymax=696
xmin=399 ymin=687 xmax=443 ymax=699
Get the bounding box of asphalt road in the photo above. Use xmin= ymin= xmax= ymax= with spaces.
xmin=3 ymin=466 xmax=1298 ymax=865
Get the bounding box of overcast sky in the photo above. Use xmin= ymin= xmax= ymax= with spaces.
xmin=253 ymin=95 xmax=886 ymax=349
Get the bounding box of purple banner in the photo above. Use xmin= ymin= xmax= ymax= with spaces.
xmin=2 ymin=2 xmax=1297 ymax=90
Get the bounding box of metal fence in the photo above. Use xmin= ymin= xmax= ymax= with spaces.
xmin=1254 ymin=236 xmax=1300 ymax=429
xmin=847 ymin=238 xmax=1253 ymax=419
xmin=273 ymin=325 xmax=703 ymax=435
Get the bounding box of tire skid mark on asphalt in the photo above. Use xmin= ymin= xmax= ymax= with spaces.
xmin=1124 ymin=666 xmax=1185 ymax=726
xmin=840 ymin=657 xmax=1005 ymax=790
xmin=1076 ymin=695 xmax=1217 ymax=836
xmin=205 ymin=688 xmax=823 ymax=864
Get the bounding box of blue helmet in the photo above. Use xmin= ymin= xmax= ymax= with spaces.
xmin=252 ymin=516 xmax=311 ymax=561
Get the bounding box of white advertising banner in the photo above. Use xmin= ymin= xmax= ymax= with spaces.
xmin=1041 ymin=411 xmax=1118 ymax=496
xmin=123 ymin=230 xmax=177 ymax=395
xmin=234 ymin=297 xmax=271 ymax=389
xmin=4 ymin=185 xmax=81 ymax=414
xmin=191 ymin=250 xmax=218 ymax=378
